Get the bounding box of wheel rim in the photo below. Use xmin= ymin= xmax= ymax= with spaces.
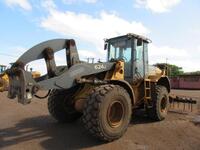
xmin=107 ymin=101 xmax=125 ymax=128
xmin=160 ymin=97 xmax=167 ymax=112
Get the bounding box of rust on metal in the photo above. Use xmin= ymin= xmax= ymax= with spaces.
xmin=43 ymin=47 xmax=56 ymax=77
xmin=66 ymin=39 xmax=75 ymax=47
xmin=13 ymin=61 xmax=25 ymax=69
xmin=43 ymin=47 xmax=54 ymax=60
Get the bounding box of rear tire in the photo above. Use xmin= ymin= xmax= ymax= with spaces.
xmin=148 ymin=85 xmax=169 ymax=121
xmin=82 ymin=84 xmax=132 ymax=142
xmin=48 ymin=90 xmax=82 ymax=123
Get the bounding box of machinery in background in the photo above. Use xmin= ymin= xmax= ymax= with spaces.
xmin=0 ymin=64 xmax=40 ymax=92
xmin=0 ymin=65 xmax=9 ymax=92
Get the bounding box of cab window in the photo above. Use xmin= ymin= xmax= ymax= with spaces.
xmin=108 ymin=39 xmax=132 ymax=77
xmin=135 ymin=39 xmax=144 ymax=77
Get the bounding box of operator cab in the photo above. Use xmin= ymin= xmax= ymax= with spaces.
xmin=105 ymin=33 xmax=151 ymax=82
xmin=0 ymin=65 xmax=7 ymax=74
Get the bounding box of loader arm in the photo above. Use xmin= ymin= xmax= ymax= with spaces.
xmin=6 ymin=39 xmax=115 ymax=104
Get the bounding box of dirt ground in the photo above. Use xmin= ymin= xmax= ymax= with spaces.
xmin=0 ymin=90 xmax=199 ymax=150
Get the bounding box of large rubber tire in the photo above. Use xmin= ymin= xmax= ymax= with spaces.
xmin=148 ymin=85 xmax=169 ymax=121
xmin=82 ymin=84 xmax=132 ymax=142
xmin=48 ymin=90 xmax=82 ymax=123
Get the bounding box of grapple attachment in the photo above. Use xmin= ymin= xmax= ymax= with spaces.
xmin=6 ymin=39 xmax=115 ymax=105
xmin=6 ymin=39 xmax=79 ymax=104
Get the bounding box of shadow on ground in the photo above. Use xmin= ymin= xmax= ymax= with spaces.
xmin=0 ymin=110 xmax=156 ymax=150
xmin=131 ymin=109 xmax=157 ymax=125
xmin=0 ymin=115 xmax=105 ymax=150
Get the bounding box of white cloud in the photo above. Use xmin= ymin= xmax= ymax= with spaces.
xmin=5 ymin=0 xmax=32 ymax=11
xmin=84 ymin=0 xmax=97 ymax=3
xmin=40 ymin=9 xmax=149 ymax=57
xmin=4 ymin=46 xmax=27 ymax=56
xmin=149 ymin=44 xmax=187 ymax=59
xmin=38 ymin=7 xmax=149 ymax=72
xmin=41 ymin=0 xmax=56 ymax=10
xmin=62 ymin=0 xmax=97 ymax=4
xmin=0 ymin=46 xmax=27 ymax=67
xmin=135 ymin=0 xmax=182 ymax=13
xmin=39 ymin=7 xmax=200 ymax=72
xmin=149 ymin=44 xmax=200 ymax=72
xmin=78 ymin=50 xmax=98 ymax=58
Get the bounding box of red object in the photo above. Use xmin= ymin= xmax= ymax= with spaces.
xmin=170 ymin=75 xmax=200 ymax=90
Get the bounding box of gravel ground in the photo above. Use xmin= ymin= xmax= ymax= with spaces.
xmin=0 ymin=90 xmax=199 ymax=150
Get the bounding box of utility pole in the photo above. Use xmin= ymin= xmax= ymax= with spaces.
xmin=165 ymin=58 xmax=168 ymax=76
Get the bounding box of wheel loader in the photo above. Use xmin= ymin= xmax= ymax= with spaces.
xmin=0 ymin=64 xmax=41 ymax=92
xmin=5 ymin=33 xmax=196 ymax=141
xmin=0 ymin=65 xmax=9 ymax=92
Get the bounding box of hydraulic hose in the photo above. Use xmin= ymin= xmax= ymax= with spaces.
xmin=34 ymin=90 xmax=51 ymax=99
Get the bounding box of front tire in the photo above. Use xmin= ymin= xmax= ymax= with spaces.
xmin=148 ymin=85 xmax=169 ymax=121
xmin=82 ymin=84 xmax=132 ymax=142
xmin=48 ymin=90 xmax=82 ymax=123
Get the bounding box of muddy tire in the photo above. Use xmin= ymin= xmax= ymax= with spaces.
xmin=82 ymin=84 xmax=132 ymax=142
xmin=148 ymin=85 xmax=169 ymax=121
xmin=48 ymin=90 xmax=81 ymax=123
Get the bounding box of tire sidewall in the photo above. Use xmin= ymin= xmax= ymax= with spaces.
xmin=99 ymin=86 xmax=132 ymax=138
xmin=48 ymin=90 xmax=81 ymax=123
xmin=156 ymin=86 xmax=169 ymax=120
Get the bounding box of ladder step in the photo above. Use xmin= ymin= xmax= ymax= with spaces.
xmin=145 ymin=78 xmax=151 ymax=101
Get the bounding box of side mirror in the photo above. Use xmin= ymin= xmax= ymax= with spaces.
xmin=104 ymin=43 xmax=108 ymax=50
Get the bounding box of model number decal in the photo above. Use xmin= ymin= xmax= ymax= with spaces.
xmin=94 ymin=64 xmax=106 ymax=70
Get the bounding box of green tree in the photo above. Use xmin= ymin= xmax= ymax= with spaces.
xmin=154 ymin=63 xmax=184 ymax=77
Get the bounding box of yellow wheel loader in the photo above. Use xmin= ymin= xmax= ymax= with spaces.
xmin=5 ymin=33 xmax=197 ymax=141
xmin=0 ymin=65 xmax=9 ymax=92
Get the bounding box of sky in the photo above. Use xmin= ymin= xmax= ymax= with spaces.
xmin=0 ymin=0 xmax=200 ymax=73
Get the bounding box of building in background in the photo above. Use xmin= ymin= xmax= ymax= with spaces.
xmin=170 ymin=75 xmax=200 ymax=90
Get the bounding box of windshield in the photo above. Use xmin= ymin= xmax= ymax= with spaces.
xmin=108 ymin=39 xmax=132 ymax=62
xmin=108 ymin=38 xmax=132 ymax=77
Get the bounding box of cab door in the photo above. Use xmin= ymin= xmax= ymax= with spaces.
xmin=134 ymin=39 xmax=148 ymax=78
xmin=108 ymin=38 xmax=133 ymax=79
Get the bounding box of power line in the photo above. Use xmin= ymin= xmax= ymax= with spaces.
xmin=0 ymin=52 xmax=18 ymax=58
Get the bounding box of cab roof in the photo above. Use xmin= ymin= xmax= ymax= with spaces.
xmin=106 ymin=33 xmax=151 ymax=43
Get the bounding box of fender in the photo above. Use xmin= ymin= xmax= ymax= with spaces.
xmin=109 ymin=80 xmax=135 ymax=105
xmin=157 ymin=76 xmax=171 ymax=93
